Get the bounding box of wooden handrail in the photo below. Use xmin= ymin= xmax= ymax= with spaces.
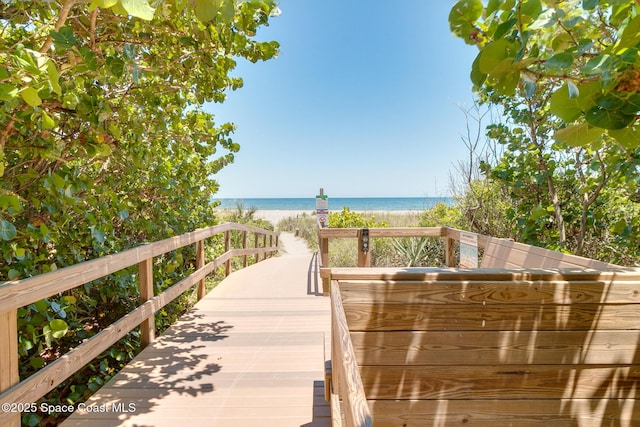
xmin=317 ymin=226 xmax=492 ymax=295
xmin=330 ymin=280 xmax=372 ymax=427
xmin=0 ymin=222 xmax=279 ymax=426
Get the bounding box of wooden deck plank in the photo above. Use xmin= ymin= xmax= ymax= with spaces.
xmin=61 ymin=233 xmax=331 ymax=427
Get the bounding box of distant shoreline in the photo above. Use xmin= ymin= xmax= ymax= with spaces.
xmin=218 ymin=209 xmax=419 ymax=226
xmin=215 ymin=196 xmax=454 ymax=211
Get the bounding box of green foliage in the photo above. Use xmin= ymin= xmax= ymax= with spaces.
xmin=282 ymin=206 xmax=466 ymax=268
xmin=328 ymin=206 xmax=388 ymax=228
xmin=1 ymin=1 xmax=280 ymax=423
xmin=221 ymin=202 xmax=273 ymax=231
xmin=277 ymin=212 xmax=318 ymax=249
xmin=449 ymin=0 xmax=640 ymax=147
xmin=418 ymin=202 xmax=464 ymax=228
xmin=450 ymin=2 xmax=640 ymax=263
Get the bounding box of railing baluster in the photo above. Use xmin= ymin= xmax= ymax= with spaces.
xmin=138 ymin=258 xmax=155 ymax=348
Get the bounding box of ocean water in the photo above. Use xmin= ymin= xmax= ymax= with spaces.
xmin=215 ymin=197 xmax=454 ymax=211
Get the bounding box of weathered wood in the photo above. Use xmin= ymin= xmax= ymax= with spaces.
xmin=367 ymin=399 xmax=640 ymax=426
xmin=481 ymin=237 xmax=618 ymax=269
xmin=342 ymin=302 xmax=640 ymax=331
xmin=351 ymin=330 xmax=640 ymax=365
xmin=224 ymin=230 xmax=231 ymax=276
xmin=320 ymin=235 xmax=330 ymax=295
xmin=330 ymin=281 xmax=372 ymax=427
xmin=0 ymin=223 xmax=279 ymax=426
xmin=444 ymin=236 xmax=455 ymax=267
xmin=0 ymin=222 xmax=279 ymax=314
xmin=196 ymin=240 xmax=206 ymax=300
xmin=262 ymin=234 xmax=268 ymax=261
xmin=359 ymin=364 xmax=640 ymax=400
xmin=356 ymin=228 xmax=371 ymax=268
xmin=330 ymin=393 xmax=343 ymax=427
xmin=0 ymin=255 xmax=224 ymax=421
xmin=326 ymin=267 xmax=639 ymax=282
xmin=0 ymin=309 xmax=19 ymax=427
xmin=337 ymin=279 xmax=640 ymax=305
xmin=254 ymin=233 xmax=260 ymax=264
xmin=138 ymin=258 xmax=155 ymax=348
xmin=242 ymin=231 xmax=248 ymax=268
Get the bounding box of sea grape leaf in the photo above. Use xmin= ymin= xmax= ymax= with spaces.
xmin=478 ymin=39 xmax=519 ymax=74
xmin=585 ymin=105 xmax=636 ymax=129
xmin=582 ymin=0 xmax=599 ymax=10
xmin=0 ymin=219 xmax=17 ymax=241
xmin=195 ymin=0 xmax=218 ymax=23
xmin=120 ymin=0 xmax=156 ymax=20
xmin=50 ymin=26 xmax=77 ymax=49
xmin=0 ymin=84 xmax=18 ymax=101
xmin=449 ymin=0 xmax=484 ymax=44
xmin=617 ymin=15 xmax=640 ymax=51
xmin=554 ymin=123 xmax=604 ymax=146
xmin=21 ymin=87 xmax=41 ymax=107
xmin=545 ymin=52 xmax=573 ymax=71
xmin=609 ymin=124 xmax=640 ymax=148
xmin=550 ymin=84 xmax=582 ymax=122
xmin=46 ymin=61 xmax=62 ymax=96
xmin=470 ymin=54 xmax=487 ymax=86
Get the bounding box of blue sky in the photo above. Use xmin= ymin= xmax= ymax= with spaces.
xmin=208 ymin=1 xmax=481 ymax=198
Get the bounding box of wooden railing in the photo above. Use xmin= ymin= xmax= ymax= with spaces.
xmin=317 ymin=226 xmax=490 ymax=295
xmin=330 ymin=280 xmax=372 ymax=427
xmin=0 ymin=222 xmax=279 ymax=427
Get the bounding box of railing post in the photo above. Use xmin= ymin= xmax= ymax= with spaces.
xmin=445 ymin=237 xmax=455 ymax=267
xmin=254 ymin=233 xmax=259 ymax=264
xmin=196 ymin=240 xmax=206 ymax=300
xmin=357 ymin=227 xmax=371 ymax=267
xmin=0 ymin=309 xmax=20 ymax=427
xmin=320 ymin=232 xmax=330 ymax=296
xmin=262 ymin=234 xmax=267 ymax=260
xmin=224 ymin=230 xmax=231 ymax=276
xmin=268 ymin=235 xmax=273 ymax=258
xmin=242 ymin=231 xmax=248 ymax=268
xmin=138 ymin=258 xmax=155 ymax=348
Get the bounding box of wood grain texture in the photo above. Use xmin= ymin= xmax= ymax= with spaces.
xmin=0 ymin=309 xmax=19 ymax=427
xmin=0 ymin=223 xmax=280 ymax=426
xmin=481 ymin=237 xmax=618 ymax=269
xmin=331 ymin=267 xmax=640 ymax=426
xmin=342 ymin=302 xmax=640 ymax=331
xmin=61 ymin=248 xmax=331 ymax=427
xmin=0 ymin=223 xmax=279 ymax=313
xmin=359 ymin=364 xmax=640 ymax=400
xmin=330 ymin=282 xmax=372 ymax=427
xmin=338 ymin=279 xmax=640 ymax=305
xmin=351 ymin=330 xmax=640 ymax=365
xmin=367 ymin=399 xmax=640 ymax=426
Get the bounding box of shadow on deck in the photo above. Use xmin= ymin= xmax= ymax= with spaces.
xmin=61 ymin=240 xmax=331 ymax=427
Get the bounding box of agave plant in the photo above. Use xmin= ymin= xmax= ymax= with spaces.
xmin=391 ymin=237 xmax=432 ymax=267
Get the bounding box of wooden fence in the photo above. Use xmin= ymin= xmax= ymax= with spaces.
xmin=317 ymin=226 xmax=490 ymax=295
xmin=327 ymin=267 xmax=640 ymax=426
xmin=0 ymin=223 xmax=279 ymax=427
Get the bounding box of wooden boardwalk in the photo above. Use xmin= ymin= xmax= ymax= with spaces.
xmin=61 ymin=233 xmax=331 ymax=427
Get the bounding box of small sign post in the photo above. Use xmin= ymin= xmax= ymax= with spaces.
xmin=459 ymin=232 xmax=478 ymax=268
xmin=316 ymin=188 xmax=328 ymax=228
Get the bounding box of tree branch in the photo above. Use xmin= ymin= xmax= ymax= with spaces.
xmin=40 ymin=0 xmax=77 ymax=53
